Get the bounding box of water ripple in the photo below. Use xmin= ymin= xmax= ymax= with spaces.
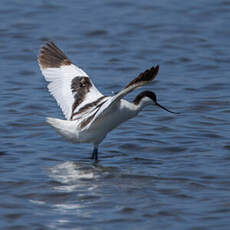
xmin=1 ymin=0 xmax=230 ymax=229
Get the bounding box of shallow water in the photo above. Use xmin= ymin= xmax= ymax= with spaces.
xmin=1 ymin=0 xmax=230 ymax=229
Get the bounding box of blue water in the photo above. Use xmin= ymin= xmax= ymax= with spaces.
xmin=1 ymin=0 xmax=230 ymax=229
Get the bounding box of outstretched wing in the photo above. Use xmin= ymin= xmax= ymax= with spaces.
xmin=82 ymin=65 xmax=159 ymax=129
xmin=110 ymin=65 xmax=159 ymax=104
xmin=38 ymin=41 xmax=103 ymax=120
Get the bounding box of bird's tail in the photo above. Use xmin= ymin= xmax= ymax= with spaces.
xmin=46 ymin=117 xmax=77 ymax=142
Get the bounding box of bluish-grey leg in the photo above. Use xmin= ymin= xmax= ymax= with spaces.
xmin=91 ymin=147 xmax=98 ymax=161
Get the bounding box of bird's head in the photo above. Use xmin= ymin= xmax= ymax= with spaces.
xmin=133 ymin=91 xmax=178 ymax=114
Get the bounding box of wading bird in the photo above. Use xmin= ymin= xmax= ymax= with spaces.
xmin=38 ymin=42 xmax=177 ymax=161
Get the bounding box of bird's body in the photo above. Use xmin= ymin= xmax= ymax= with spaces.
xmin=38 ymin=42 xmax=176 ymax=161
xmin=47 ymin=98 xmax=137 ymax=144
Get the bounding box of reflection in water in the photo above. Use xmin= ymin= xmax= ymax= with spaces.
xmin=48 ymin=161 xmax=120 ymax=188
xmin=48 ymin=161 xmax=100 ymax=194
xmin=30 ymin=162 xmax=106 ymax=226
xmin=49 ymin=161 xmax=96 ymax=183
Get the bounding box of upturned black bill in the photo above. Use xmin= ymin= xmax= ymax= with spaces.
xmin=155 ymin=102 xmax=180 ymax=114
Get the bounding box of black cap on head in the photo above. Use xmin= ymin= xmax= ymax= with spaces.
xmin=133 ymin=90 xmax=179 ymax=114
xmin=133 ymin=91 xmax=157 ymax=105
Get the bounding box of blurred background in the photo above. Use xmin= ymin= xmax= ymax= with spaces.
xmin=1 ymin=0 xmax=230 ymax=229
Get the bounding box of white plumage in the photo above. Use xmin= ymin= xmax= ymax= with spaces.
xmin=40 ymin=63 xmax=103 ymax=120
xmin=38 ymin=41 xmax=176 ymax=161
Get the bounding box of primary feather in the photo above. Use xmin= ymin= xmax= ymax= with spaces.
xmin=38 ymin=41 xmax=103 ymax=120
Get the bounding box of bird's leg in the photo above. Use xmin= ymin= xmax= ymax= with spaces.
xmin=90 ymin=148 xmax=95 ymax=159
xmin=91 ymin=147 xmax=98 ymax=161
xmin=94 ymin=148 xmax=98 ymax=161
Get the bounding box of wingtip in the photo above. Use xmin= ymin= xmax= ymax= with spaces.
xmin=142 ymin=65 xmax=159 ymax=81
xmin=38 ymin=41 xmax=71 ymax=69
xmin=155 ymin=64 xmax=159 ymax=72
xmin=153 ymin=64 xmax=159 ymax=76
xmin=150 ymin=65 xmax=159 ymax=75
xmin=124 ymin=65 xmax=159 ymax=89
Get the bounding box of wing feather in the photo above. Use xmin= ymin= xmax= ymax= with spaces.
xmin=38 ymin=41 xmax=103 ymax=120
xmin=83 ymin=66 xmax=159 ymax=130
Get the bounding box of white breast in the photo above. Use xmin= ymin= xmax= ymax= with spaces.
xmin=79 ymin=99 xmax=137 ymax=144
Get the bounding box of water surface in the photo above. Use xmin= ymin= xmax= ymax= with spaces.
xmin=1 ymin=0 xmax=230 ymax=229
